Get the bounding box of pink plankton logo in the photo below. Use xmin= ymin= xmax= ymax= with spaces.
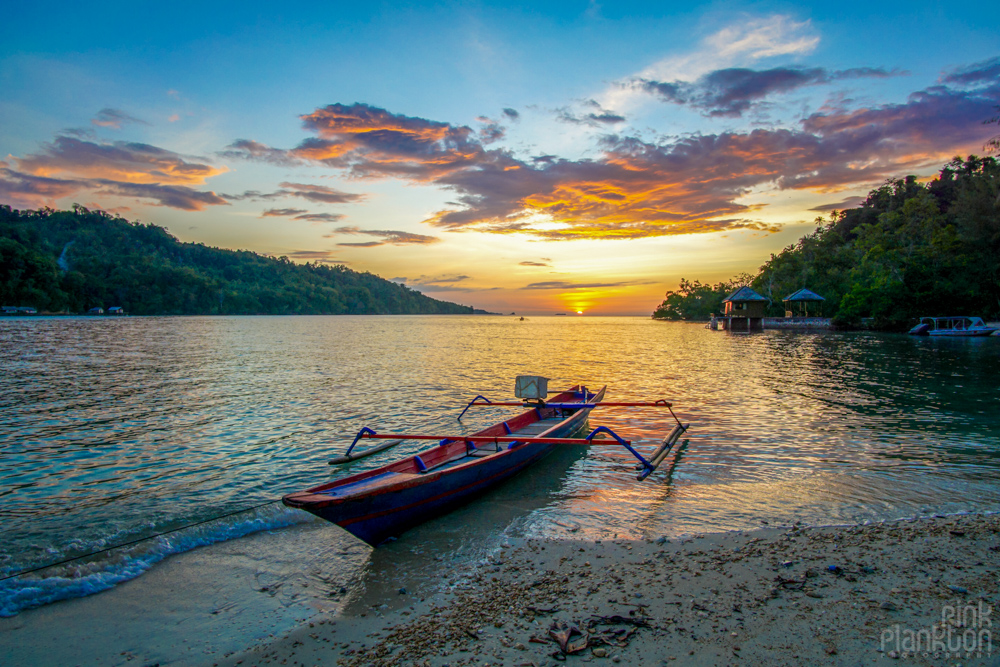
xmin=880 ymin=601 xmax=992 ymax=659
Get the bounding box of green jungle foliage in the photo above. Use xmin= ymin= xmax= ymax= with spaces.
xmin=0 ymin=205 xmax=474 ymax=316
xmin=648 ymin=275 xmax=755 ymax=322
xmin=653 ymin=157 xmax=1000 ymax=329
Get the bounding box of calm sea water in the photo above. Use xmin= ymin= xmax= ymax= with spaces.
xmin=2 ymin=315 xmax=1000 ymax=620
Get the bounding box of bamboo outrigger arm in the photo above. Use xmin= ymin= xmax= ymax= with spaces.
xmin=637 ymin=421 xmax=688 ymax=480
xmin=346 ymin=426 xmax=635 ymax=449
xmin=459 ymin=397 xmax=674 ymax=416
xmin=328 ymin=438 xmax=405 ymax=464
xmin=457 ymin=395 xmax=685 ymax=432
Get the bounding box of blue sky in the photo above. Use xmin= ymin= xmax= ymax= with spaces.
xmin=2 ymin=1 xmax=998 ymax=314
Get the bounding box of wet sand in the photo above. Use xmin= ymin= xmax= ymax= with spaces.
xmin=212 ymin=513 xmax=999 ymax=667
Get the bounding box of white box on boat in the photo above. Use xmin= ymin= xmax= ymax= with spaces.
xmin=515 ymin=375 xmax=548 ymax=399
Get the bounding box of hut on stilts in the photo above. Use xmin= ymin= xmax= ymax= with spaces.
xmin=782 ymin=288 xmax=825 ymax=318
xmin=722 ymin=286 xmax=767 ymax=333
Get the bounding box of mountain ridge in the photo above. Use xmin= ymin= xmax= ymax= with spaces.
xmin=0 ymin=205 xmax=475 ymax=316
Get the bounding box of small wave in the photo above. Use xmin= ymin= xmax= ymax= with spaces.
xmin=0 ymin=504 xmax=309 ymax=617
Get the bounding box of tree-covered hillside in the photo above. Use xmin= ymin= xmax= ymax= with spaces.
xmin=653 ymin=156 xmax=1000 ymax=329
xmin=0 ymin=205 xmax=474 ymax=316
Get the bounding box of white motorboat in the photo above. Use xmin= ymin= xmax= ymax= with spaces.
xmin=908 ymin=316 xmax=997 ymax=337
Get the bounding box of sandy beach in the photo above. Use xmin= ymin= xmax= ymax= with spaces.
xmin=213 ymin=513 xmax=999 ymax=667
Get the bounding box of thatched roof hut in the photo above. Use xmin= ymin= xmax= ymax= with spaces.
xmin=782 ymin=288 xmax=825 ymax=317
xmin=723 ymin=286 xmax=767 ymax=331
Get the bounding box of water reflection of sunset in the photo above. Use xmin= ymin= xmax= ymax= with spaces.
xmin=3 ymin=316 xmax=1000 ymax=622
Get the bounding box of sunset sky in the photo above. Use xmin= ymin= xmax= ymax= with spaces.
xmin=2 ymin=1 xmax=998 ymax=314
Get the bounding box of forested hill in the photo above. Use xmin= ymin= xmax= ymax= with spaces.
xmin=0 ymin=205 xmax=474 ymax=316
xmin=653 ymin=156 xmax=1000 ymax=329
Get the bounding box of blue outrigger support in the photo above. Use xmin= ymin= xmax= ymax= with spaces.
xmin=583 ymin=425 xmax=684 ymax=481
xmin=328 ymin=428 xmax=406 ymax=465
xmin=457 ymin=395 xmax=494 ymax=421
xmin=585 ymin=425 xmax=653 ymax=477
xmin=345 ymin=426 xmax=378 ymax=456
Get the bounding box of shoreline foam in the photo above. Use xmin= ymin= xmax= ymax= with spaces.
xmin=0 ymin=503 xmax=307 ymax=618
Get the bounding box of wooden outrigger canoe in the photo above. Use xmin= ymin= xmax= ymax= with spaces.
xmin=283 ymin=382 xmax=687 ymax=546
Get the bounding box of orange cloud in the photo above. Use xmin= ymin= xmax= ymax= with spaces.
xmin=328 ymin=226 xmax=440 ymax=247
xmin=0 ymin=167 xmax=87 ymax=209
xmin=289 ymin=139 xmax=353 ymax=162
xmin=16 ymin=136 xmax=226 ymax=185
xmin=1 ymin=136 xmax=229 ymax=211
xmin=91 ymin=181 xmax=227 ymax=211
xmin=301 ymin=104 xmax=455 ymax=142
xmin=289 ymin=103 xmax=486 ymax=181
xmin=225 ymin=69 xmax=999 ymax=241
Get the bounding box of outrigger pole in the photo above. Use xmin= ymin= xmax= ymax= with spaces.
xmin=327 ymin=439 xmax=405 ymax=465
xmin=347 ymin=427 xmax=633 ymax=449
xmin=457 ymin=395 xmax=684 ymax=425
xmin=345 ymin=422 xmax=688 ymax=481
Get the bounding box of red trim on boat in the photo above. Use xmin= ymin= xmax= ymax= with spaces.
xmin=337 ymin=447 xmax=537 ymax=527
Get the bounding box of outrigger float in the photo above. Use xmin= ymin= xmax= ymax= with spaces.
xmin=283 ymin=376 xmax=688 ymax=546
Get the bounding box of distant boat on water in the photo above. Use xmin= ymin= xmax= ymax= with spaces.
xmin=908 ymin=316 xmax=997 ymax=337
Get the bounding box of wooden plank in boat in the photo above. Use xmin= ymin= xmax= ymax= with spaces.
xmin=511 ymin=418 xmax=565 ymax=436
xmin=321 ymin=471 xmax=419 ymax=497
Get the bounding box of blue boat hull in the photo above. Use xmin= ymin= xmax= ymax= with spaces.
xmin=285 ymin=387 xmax=601 ymax=546
xmin=318 ymin=437 xmax=564 ymax=545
